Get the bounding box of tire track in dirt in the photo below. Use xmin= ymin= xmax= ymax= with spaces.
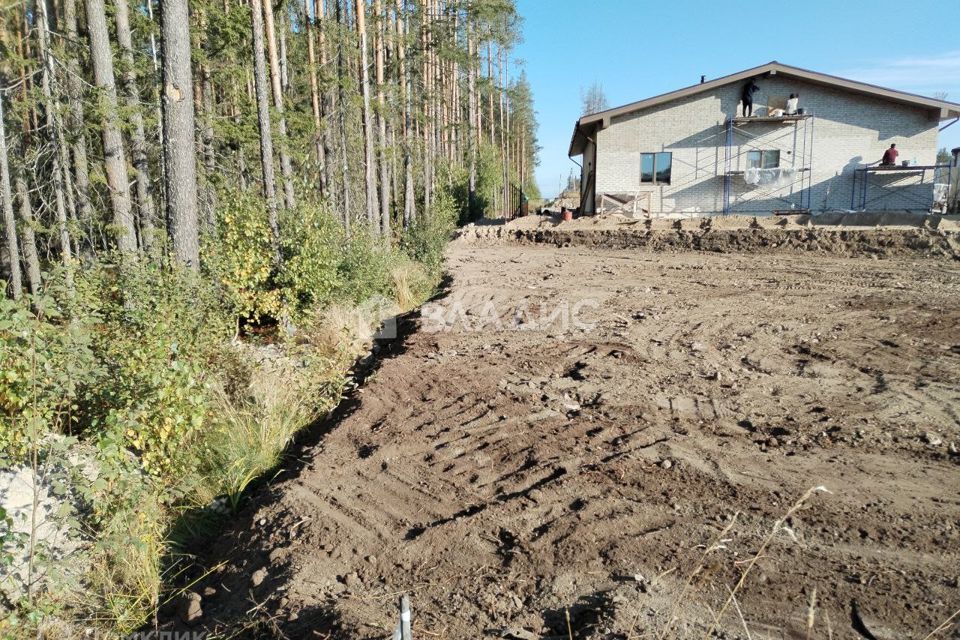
xmin=168 ymin=240 xmax=960 ymax=639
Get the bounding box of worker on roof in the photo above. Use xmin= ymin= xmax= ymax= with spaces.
xmin=881 ymin=143 xmax=899 ymax=166
xmin=741 ymin=79 xmax=760 ymax=117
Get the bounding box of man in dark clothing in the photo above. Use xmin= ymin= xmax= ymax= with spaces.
xmin=741 ymin=79 xmax=760 ymax=117
xmin=881 ymin=144 xmax=899 ymax=166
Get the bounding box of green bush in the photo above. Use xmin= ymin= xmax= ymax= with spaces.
xmin=0 ymin=262 xmax=231 ymax=634
xmin=277 ymin=201 xmax=345 ymax=313
xmin=334 ymin=228 xmax=396 ymax=304
xmin=401 ymin=181 xmax=458 ymax=275
xmin=206 ymin=189 xmax=282 ymax=322
xmin=210 ymin=191 xmax=416 ymax=321
xmin=0 ymin=288 xmax=100 ymax=460
xmin=66 ymin=261 xmax=232 ymax=480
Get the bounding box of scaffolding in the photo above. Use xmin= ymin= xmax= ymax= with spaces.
xmin=591 ymin=109 xmax=949 ymax=217
xmin=850 ymin=164 xmax=952 ymax=211
xmin=722 ymin=114 xmax=815 ymax=214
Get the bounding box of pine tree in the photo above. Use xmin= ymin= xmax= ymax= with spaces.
xmin=162 ymin=0 xmax=201 ymax=267
xmin=306 ymin=0 xmax=329 ymax=197
xmin=263 ymin=0 xmax=297 ymax=210
xmin=14 ymin=166 xmax=41 ymax=295
xmin=251 ymin=0 xmax=282 ymax=262
xmin=0 ymin=91 xmax=22 ymax=298
xmin=2 ymin=0 xmax=538 ymax=296
xmin=356 ymin=0 xmax=379 ymax=229
xmin=63 ymin=0 xmax=94 ymax=239
xmin=87 ymin=0 xmax=138 ymax=255
xmin=396 ymin=0 xmax=415 ymax=226
xmin=115 ymin=0 xmax=157 ymax=250
xmin=36 ymin=0 xmax=74 ymax=273
xmin=374 ymin=0 xmax=390 ymax=238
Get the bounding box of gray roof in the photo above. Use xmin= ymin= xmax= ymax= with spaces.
xmin=569 ymin=61 xmax=960 ymax=156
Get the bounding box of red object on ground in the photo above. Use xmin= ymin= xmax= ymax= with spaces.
xmin=561 ymin=208 xmax=573 ymax=221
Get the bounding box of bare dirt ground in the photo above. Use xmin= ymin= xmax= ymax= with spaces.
xmin=174 ymin=231 xmax=960 ymax=639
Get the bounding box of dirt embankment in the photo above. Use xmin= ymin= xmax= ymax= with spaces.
xmin=460 ymin=214 xmax=960 ymax=260
xmin=163 ymin=238 xmax=960 ymax=640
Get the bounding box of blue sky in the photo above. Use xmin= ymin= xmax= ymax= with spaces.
xmin=512 ymin=0 xmax=960 ymax=198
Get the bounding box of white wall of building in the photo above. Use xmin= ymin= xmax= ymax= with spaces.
xmin=594 ymin=76 xmax=941 ymax=214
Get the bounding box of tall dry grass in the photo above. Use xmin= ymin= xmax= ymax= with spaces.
xmin=199 ymin=285 xmax=414 ymax=511
xmin=391 ymin=259 xmax=433 ymax=311
xmin=204 ymin=380 xmax=316 ymax=509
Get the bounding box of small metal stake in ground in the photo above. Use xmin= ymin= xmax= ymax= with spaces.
xmin=392 ymin=594 xmax=413 ymax=640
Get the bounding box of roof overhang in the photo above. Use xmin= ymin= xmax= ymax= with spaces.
xmin=568 ymin=61 xmax=960 ymax=157
xmin=569 ymin=116 xmax=604 ymax=157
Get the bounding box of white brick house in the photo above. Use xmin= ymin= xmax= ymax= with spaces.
xmin=569 ymin=62 xmax=960 ymax=215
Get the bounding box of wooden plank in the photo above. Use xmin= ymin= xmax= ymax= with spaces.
xmin=730 ymin=115 xmax=809 ymax=124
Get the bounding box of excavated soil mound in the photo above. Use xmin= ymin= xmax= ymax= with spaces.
xmin=459 ymin=222 xmax=960 ymax=260
xmin=163 ymin=242 xmax=960 ymax=640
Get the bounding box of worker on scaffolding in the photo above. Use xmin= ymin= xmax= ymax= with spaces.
xmin=741 ymin=78 xmax=760 ymax=117
xmin=881 ymin=143 xmax=899 ymax=166
xmin=786 ymin=93 xmax=799 ymax=115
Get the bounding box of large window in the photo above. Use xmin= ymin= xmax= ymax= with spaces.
xmin=640 ymin=152 xmax=672 ymax=185
xmin=746 ymin=150 xmax=780 ymax=169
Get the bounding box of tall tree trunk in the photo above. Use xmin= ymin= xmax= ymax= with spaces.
xmin=395 ymin=0 xmax=414 ymax=227
xmin=439 ymin=6 xmax=450 ymax=164
xmin=487 ymin=41 xmax=494 ymax=144
xmin=201 ymin=65 xmax=217 ymax=229
xmin=250 ymin=0 xmax=281 ymax=262
xmin=355 ymin=0 xmax=379 ymax=230
xmin=86 ymin=0 xmax=138 ymax=255
xmin=450 ymin=8 xmax=459 ymax=166
xmin=306 ymin=0 xmax=328 ymax=197
xmin=467 ymin=19 xmax=477 ymax=218
xmin=161 ymin=0 xmax=201 ymax=268
xmin=36 ymin=0 xmax=75 ymax=274
xmin=390 ymin=119 xmax=399 ymax=209
xmin=19 ymin=14 xmax=39 ymax=138
xmin=146 ymin=0 xmax=167 ymax=211
xmin=517 ymin=123 xmax=527 ymax=189
xmin=193 ymin=7 xmax=217 ymax=230
xmin=278 ymin=10 xmax=290 ymax=93
xmin=0 ymin=94 xmax=23 ymax=299
xmin=63 ymin=0 xmax=94 ymax=244
xmin=436 ymin=18 xmax=445 ymax=162
xmin=262 ymin=0 xmax=297 ymax=210
xmin=374 ymin=0 xmax=390 ymax=238
xmin=336 ymin=0 xmax=351 ymax=231
xmin=499 ymin=46 xmax=507 ymax=216
xmin=318 ymin=0 xmax=334 ymax=200
xmin=421 ymin=0 xmax=432 ymax=216
xmin=14 ymin=173 xmax=41 ymax=296
xmin=305 ymin=0 xmax=324 ymax=181
xmin=14 ymin=49 xmax=41 ymax=295
xmin=115 ymin=0 xmax=158 ymax=252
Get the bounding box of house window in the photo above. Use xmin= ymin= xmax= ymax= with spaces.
xmin=746 ymin=150 xmax=780 ymax=169
xmin=640 ymin=152 xmax=672 ymax=185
